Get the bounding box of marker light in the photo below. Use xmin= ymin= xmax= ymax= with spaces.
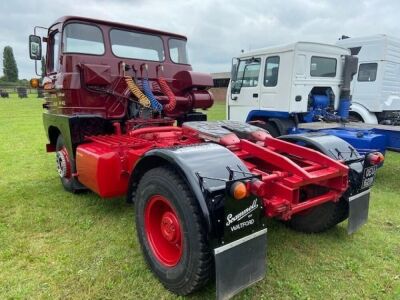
xmin=367 ymin=152 xmax=384 ymax=165
xmin=230 ymin=181 xmax=248 ymax=200
xmin=30 ymin=78 xmax=39 ymax=88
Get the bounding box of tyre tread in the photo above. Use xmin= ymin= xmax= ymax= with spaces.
xmin=135 ymin=166 xmax=212 ymax=295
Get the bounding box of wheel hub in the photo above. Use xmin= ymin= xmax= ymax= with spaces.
xmin=144 ymin=195 xmax=183 ymax=267
xmin=56 ymin=148 xmax=71 ymax=179
xmin=160 ymin=212 xmax=181 ymax=243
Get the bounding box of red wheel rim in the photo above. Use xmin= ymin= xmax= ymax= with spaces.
xmin=144 ymin=195 xmax=183 ymax=267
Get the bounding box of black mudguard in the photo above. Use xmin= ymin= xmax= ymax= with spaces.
xmin=133 ymin=143 xmax=267 ymax=299
xmin=280 ymin=132 xmax=373 ymax=234
xmin=43 ymin=113 xmax=113 ymax=183
xmin=43 ymin=112 xmax=113 ymax=156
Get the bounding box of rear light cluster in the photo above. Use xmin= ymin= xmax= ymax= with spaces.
xmin=230 ymin=181 xmax=249 ymax=200
xmin=367 ymin=152 xmax=385 ymax=165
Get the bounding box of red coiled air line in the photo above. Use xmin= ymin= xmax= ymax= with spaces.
xmin=157 ymin=66 xmax=176 ymax=112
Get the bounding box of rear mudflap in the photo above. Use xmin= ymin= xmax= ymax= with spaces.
xmin=214 ymin=228 xmax=267 ymax=300
xmin=207 ymin=178 xmax=268 ymax=299
xmin=347 ymin=189 xmax=370 ymax=234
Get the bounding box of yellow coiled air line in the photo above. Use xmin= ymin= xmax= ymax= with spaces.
xmin=124 ymin=76 xmax=151 ymax=108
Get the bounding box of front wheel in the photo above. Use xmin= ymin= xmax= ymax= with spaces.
xmin=55 ymin=135 xmax=84 ymax=193
xmin=134 ymin=166 xmax=212 ymax=295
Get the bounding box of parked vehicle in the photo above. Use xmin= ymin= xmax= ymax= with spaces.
xmin=29 ymin=17 xmax=381 ymax=299
xmin=227 ymin=42 xmax=400 ymax=152
xmin=336 ymin=34 xmax=400 ymax=125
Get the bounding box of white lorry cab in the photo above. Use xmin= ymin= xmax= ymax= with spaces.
xmin=227 ymin=42 xmax=352 ymax=135
xmin=336 ymin=35 xmax=400 ymax=125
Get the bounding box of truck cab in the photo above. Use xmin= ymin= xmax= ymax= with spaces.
xmin=29 ymin=16 xmax=214 ymax=179
xmin=38 ymin=16 xmax=213 ymax=118
xmin=336 ymin=34 xmax=400 ymax=125
xmin=227 ymin=42 xmax=349 ymax=130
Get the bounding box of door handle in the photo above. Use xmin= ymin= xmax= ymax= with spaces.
xmin=253 ymin=93 xmax=258 ymax=98
xmin=232 ymin=96 xmax=238 ymax=101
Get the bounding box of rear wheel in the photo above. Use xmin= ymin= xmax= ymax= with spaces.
xmin=286 ymin=199 xmax=348 ymax=233
xmin=281 ymin=139 xmax=349 ymax=233
xmin=134 ymin=166 xmax=212 ymax=295
xmin=256 ymin=122 xmax=280 ymax=137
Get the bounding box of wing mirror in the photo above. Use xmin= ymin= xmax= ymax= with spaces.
xmin=29 ymin=35 xmax=42 ymax=60
xmin=231 ymin=58 xmax=238 ymax=81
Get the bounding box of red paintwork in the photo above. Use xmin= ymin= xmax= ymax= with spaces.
xmin=43 ymin=16 xmax=213 ymax=118
xmin=145 ymin=195 xmax=183 ymax=266
xmin=76 ymin=126 xmax=348 ymax=220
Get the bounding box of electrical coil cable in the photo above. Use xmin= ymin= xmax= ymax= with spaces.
xmin=124 ymin=76 xmax=151 ymax=108
xmin=157 ymin=76 xmax=176 ymax=112
xmin=142 ymin=77 xmax=163 ymax=112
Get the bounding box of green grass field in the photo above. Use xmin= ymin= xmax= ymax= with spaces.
xmin=0 ymin=95 xmax=399 ymax=299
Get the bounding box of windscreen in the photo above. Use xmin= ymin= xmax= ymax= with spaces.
xmin=231 ymin=58 xmax=261 ymax=93
xmin=63 ymin=23 xmax=105 ymax=55
xmin=110 ymin=29 xmax=165 ymax=61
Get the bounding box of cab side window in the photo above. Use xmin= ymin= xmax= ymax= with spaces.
xmin=358 ymin=63 xmax=378 ymax=82
xmin=48 ymin=31 xmax=61 ymax=73
xmin=264 ymin=56 xmax=280 ymax=87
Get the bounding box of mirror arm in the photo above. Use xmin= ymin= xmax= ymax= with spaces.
xmin=32 ymin=26 xmax=48 ymax=78
xmin=34 ymin=60 xmax=42 ymax=77
xmin=34 ymin=25 xmax=48 ymax=35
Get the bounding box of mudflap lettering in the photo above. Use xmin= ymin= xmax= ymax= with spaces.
xmin=348 ymin=189 xmax=370 ymax=234
xmin=210 ymin=179 xmax=268 ymax=299
xmin=214 ymin=228 xmax=267 ymax=300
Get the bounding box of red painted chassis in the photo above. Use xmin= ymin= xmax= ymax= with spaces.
xmin=75 ymin=122 xmax=348 ymax=221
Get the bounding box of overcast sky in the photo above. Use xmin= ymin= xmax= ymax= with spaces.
xmin=0 ymin=0 xmax=399 ymax=79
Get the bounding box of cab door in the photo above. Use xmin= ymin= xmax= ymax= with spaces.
xmin=228 ymin=58 xmax=261 ymax=121
xmin=259 ymin=56 xmax=281 ymax=110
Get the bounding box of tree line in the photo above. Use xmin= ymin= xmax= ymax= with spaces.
xmin=1 ymin=46 xmax=46 ymax=84
xmin=1 ymin=46 xmax=19 ymax=82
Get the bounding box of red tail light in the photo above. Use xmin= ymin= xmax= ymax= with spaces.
xmin=367 ymin=152 xmax=385 ymax=165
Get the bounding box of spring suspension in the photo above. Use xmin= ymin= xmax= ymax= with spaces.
xmin=124 ymin=76 xmax=151 ymax=108
xmin=157 ymin=76 xmax=176 ymax=112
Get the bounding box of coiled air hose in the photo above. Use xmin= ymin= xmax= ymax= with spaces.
xmin=157 ymin=76 xmax=176 ymax=112
xmin=124 ymin=76 xmax=151 ymax=108
xmin=142 ymin=77 xmax=163 ymax=112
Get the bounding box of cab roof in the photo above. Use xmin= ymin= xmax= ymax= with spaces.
xmin=238 ymin=41 xmax=350 ymax=58
xmin=53 ymin=16 xmax=187 ymax=40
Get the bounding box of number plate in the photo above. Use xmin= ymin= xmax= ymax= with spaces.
xmin=361 ymin=165 xmax=377 ymax=189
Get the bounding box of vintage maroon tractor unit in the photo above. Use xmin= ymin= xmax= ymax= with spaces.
xmin=28 ymin=16 xmax=381 ymax=299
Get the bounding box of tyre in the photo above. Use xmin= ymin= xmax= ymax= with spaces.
xmin=258 ymin=122 xmax=280 ymax=137
xmin=134 ymin=166 xmax=212 ymax=295
xmin=349 ymin=113 xmax=363 ymax=123
xmin=281 ymin=139 xmax=349 ymax=233
xmin=55 ymin=135 xmax=84 ymax=193
xmin=286 ymin=199 xmax=349 ymax=233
